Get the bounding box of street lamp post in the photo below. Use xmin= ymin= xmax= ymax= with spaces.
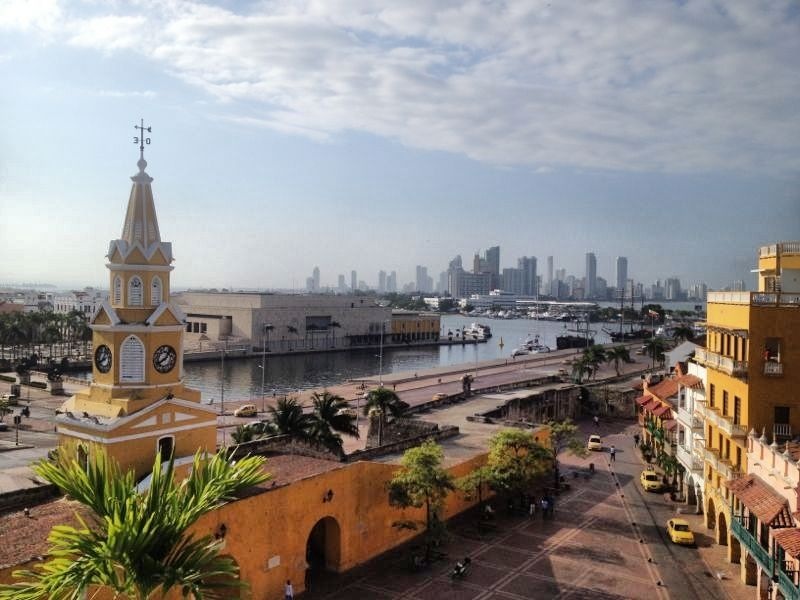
xmin=258 ymin=364 xmax=266 ymax=413
xmin=378 ymin=323 xmax=385 ymax=387
xmin=220 ymin=343 xmax=226 ymax=446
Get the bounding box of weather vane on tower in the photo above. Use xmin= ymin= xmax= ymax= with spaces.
xmin=133 ymin=118 xmax=152 ymax=158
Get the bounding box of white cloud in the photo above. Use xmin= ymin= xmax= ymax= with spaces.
xmin=11 ymin=0 xmax=800 ymax=173
xmin=96 ymin=89 xmax=157 ymax=98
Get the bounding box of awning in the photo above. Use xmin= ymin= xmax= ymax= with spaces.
xmin=653 ymin=405 xmax=671 ymax=418
xmin=725 ymin=474 xmax=793 ymax=527
xmin=662 ymin=419 xmax=677 ymax=431
xmin=774 ymin=529 xmax=800 ymax=559
xmin=635 ymin=395 xmax=651 ymax=406
xmin=643 ymin=400 xmax=661 ymax=412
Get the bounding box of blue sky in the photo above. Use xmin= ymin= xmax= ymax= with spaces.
xmin=1 ymin=0 xmax=798 ymax=291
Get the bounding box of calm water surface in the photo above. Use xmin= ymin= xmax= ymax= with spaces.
xmin=182 ymin=315 xmax=614 ymax=403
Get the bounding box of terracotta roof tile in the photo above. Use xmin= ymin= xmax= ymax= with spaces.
xmin=653 ymin=405 xmax=671 ymax=417
xmin=774 ymin=529 xmax=800 ymax=559
xmin=643 ymin=400 xmax=661 ymax=412
xmin=635 ymin=395 xmax=651 ymax=406
xmin=648 ymin=379 xmax=680 ymax=400
xmin=725 ymin=474 xmax=792 ymax=526
xmin=0 ymin=499 xmax=90 ymax=570
xmin=662 ymin=419 xmax=677 ymax=431
xmin=676 ymin=374 xmax=703 ymax=389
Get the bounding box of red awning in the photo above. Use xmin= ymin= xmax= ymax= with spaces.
xmin=635 ymin=395 xmax=651 ymax=406
xmin=643 ymin=400 xmax=661 ymax=412
xmin=662 ymin=419 xmax=677 ymax=431
xmin=653 ymin=405 xmax=672 ymax=418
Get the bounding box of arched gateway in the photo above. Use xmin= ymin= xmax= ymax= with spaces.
xmin=306 ymin=516 xmax=342 ymax=585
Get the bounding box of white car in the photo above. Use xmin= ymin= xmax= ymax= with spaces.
xmin=587 ymin=434 xmax=602 ymax=451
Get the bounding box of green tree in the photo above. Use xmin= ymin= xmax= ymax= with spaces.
xmin=0 ymin=450 xmax=268 ymax=600
xmin=309 ymin=391 xmax=359 ymax=455
xmin=547 ymin=419 xmax=588 ymax=489
xmin=606 ymin=345 xmax=632 ymax=376
xmin=583 ymin=345 xmax=607 ymax=380
xmin=671 ymin=325 xmax=695 ymax=343
xmin=485 ymin=429 xmax=550 ymax=506
xmin=387 ymin=440 xmax=454 ymax=559
xmin=363 ymin=387 xmax=409 ymax=446
xmin=571 ymin=355 xmax=590 ymax=384
xmin=644 ymin=337 xmax=667 ymax=368
xmin=268 ymin=396 xmax=314 ymax=443
xmin=456 ymin=465 xmax=492 ymax=506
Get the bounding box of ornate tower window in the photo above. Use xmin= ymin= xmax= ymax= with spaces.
xmin=113 ymin=276 xmax=122 ymax=305
xmin=151 ymin=276 xmax=163 ymax=305
xmin=128 ymin=276 xmax=144 ymax=306
xmin=120 ymin=335 xmax=145 ymax=382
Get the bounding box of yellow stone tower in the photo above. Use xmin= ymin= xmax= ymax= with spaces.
xmin=57 ymin=122 xmax=217 ymax=478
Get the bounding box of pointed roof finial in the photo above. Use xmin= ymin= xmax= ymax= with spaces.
xmin=134 ymin=118 xmax=152 ymax=172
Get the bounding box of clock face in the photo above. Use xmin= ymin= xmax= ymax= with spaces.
xmin=153 ymin=345 xmax=177 ymax=373
xmin=94 ymin=345 xmax=112 ymax=373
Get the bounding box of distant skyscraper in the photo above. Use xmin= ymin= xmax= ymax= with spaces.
xmin=387 ymin=271 xmax=397 ymax=293
xmin=665 ymin=277 xmax=682 ymax=300
xmin=473 ymin=253 xmax=482 ymax=274
xmin=437 ymin=271 xmax=448 ymax=294
xmin=312 ymin=266 xmax=320 ymax=292
xmin=615 ymin=257 xmax=628 ymax=298
xmin=585 ymin=252 xmax=597 ymax=299
xmin=546 ymin=256 xmax=553 ymax=291
xmin=503 ymin=268 xmax=524 ymax=295
xmin=351 ymin=270 xmax=357 ymax=293
xmin=486 ymin=246 xmax=500 ymax=289
xmin=517 ymin=256 xmax=537 ymax=296
xmin=416 ymin=265 xmax=429 ymax=292
xmin=378 ymin=270 xmax=387 ymax=294
xmin=337 ymin=274 xmax=346 ymax=293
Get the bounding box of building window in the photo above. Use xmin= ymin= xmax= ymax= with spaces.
xmin=151 ymin=276 xmax=163 ymax=305
xmin=113 ymin=276 xmax=122 ymax=305
xmin=734 ymin=397 xmax=741 ymax=425
xmin=722 ymin=391 xmax=728 ymax=416
xmin=120 ymin=335 xmax=145 ymax=382
xmin=709 ymin=384 xmax=715 ymax=408
xmin=128 ymin=276 xmax=144 ymax=306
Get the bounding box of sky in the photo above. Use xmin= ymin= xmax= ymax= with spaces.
xmin=0 ymin=0 xmax=799 ymax=292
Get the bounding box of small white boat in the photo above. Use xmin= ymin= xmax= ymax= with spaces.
xmin=464 ymin=322 xmax=492 ymax=339
xmin=512 ymin=334 xmax=551 ymax=357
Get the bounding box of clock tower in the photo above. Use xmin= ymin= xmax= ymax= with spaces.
xmin=57 ymin=122 xmax=217 ymax=478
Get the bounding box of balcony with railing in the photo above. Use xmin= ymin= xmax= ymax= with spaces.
xmin=775 ymin=423 xmax=793 ymax=441
xmin=704 ymin=447 xmax=720 ymax=471
xmin=676 ymin=404 xmax=703 ymax=430
xmin=760 ymin=242 xmax=800 ymax=257
xmin=676 ymin=444 xmax=704 ymax=473
xmin=696 ymin=403 xmax=748 ymax=438
xmin=778 ymin=567 xmax=800 ymax=600
xmin=707 ymin=291 xmax=800 ymax=307
xmin=764 ymin=361 xmax=784 ymax=376
xmin=695 ymin=348 xmax=748 ymax=377
xmin=717 ymin=458 xmax=744 ymax=482
xmin=732 ymin=517 xmax=773 ymax=573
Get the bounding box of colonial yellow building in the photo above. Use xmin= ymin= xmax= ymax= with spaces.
xmin=699 ymin=242 xmax=800 ymax=564
xmin=56 ymin=146 xmax=216 ymax=478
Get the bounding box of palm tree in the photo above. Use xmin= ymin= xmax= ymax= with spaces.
xmin=583 ymin=345 xmax=607 ymax=380
xmin=606 ymin=345 xmax=632 ymax=376
xmin=286 ymin=325 xmax=299 ymax=351
xmin=363 ymin=387 xmax=409 ymax=446
xmin=671 ymin=325 xmax=695 ymax=343
xmin=268 ymin=396 xmax=314 ymax=442
xmin=329 ymin=321 xmax=341 ymax=348
xmin=571 ymin=355 xmax=590 ymax=384
xmin=310 ymin=391 xmax=359 ymax=443
xmin=0 ymin=449 xmax=268 ymax=600
xmin=644 ymin=337 xmax=667 ymax=368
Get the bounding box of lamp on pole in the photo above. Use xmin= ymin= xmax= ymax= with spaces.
xmin=378 ymin=322 xmax=385 ymax=387
xmin=260 ymin=323 xmax=272 ymax=415
xmin=258 ymin=364 xmax=266 ymax=414
xmin=220 ymin=342 xmax=226 ymax=447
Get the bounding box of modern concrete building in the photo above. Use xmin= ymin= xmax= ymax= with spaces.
xmin=615 ymin=256 xmax=628 ymax=297
xmin=52 ymin=288 xmax=109 ymax=318
xmin=178 ymin=292 xmax=393 ymax=352
xmin=585 ymin=252 xmax=597 ymax=299
xmin=518 ymin=256 xmax=537 ymax=297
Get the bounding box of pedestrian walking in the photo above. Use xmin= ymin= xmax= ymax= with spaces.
xmin=593 ymin=415 xmax=599 ymax=428
xmin=546 ymin=494 xmax=555 ymax=518
xmin=529 ymin=499 xmax=536 ymax=520
xmin=633 ymin=433 xmax=640 ymax=448
xmin=285 ymin=579 xmax=294 ymax=600
xmin=609 ymin=445 xmax=616 ymax=462
xmin=540 ymin=497 xmax=549 ymax=519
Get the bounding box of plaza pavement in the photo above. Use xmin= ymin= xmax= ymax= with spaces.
xmin=299 ymin=418 xmax=754 ymax=600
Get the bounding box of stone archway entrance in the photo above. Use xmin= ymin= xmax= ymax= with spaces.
xmin=717 ymin=511 xmax=728 ymax=546
xmin=305 ymin=517 xmax=342 ymax=590
xmin=706 ymin=497 xmax=717 ymax=530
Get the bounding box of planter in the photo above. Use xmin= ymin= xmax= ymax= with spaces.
xmin=47 ymin=380 xmax=64 ymax=395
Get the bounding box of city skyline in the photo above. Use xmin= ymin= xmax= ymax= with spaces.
xmin=1 ymin=1 xmax=798 ymax=290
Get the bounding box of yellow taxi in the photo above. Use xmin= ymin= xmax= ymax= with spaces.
xmin=587 ymin=434 xmax=603 ymax=451
xmin=432 ymin=392 xmax=448 ymax=401
xmin=640 ymin=467 xmax=663 ymax=492
xmin=233 ymin=404 xmax=258 ymax=417
xmin=666 ymin=518 xmax=695 ymax=546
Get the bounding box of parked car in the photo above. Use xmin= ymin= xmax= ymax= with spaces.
xmin=432 ymin=392 xmax=448 ymax=401
xmin=666 ymin=518 xmax=695 ymax=546
xmin=587 ymin=434 xmax=602 ymax=451
xmin=233 ymin=404 xmax=258 ymax=417
xmin=640 ymin=467 xmax=662 ymax=492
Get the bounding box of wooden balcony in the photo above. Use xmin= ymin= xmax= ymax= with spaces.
xmin=695 ymin=348 xmax=748 ymax=378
